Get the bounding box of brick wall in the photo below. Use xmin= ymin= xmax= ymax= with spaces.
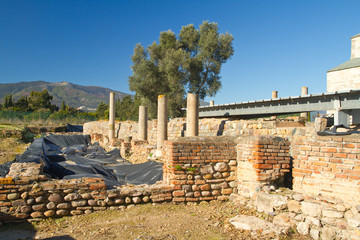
xmin=236 ymin=135 xmax=291 ymax=197
xmin=291 ymin=135 xmax=360 ymax=204
xmin=162 ymin=136 xmax=238 ymax=202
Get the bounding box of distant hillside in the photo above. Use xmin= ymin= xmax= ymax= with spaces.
xmin=0 ymin=81 xmax=130 ymax=110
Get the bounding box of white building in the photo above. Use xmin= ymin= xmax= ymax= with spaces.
xmin=327 ymin=33 xmax=360 ymax=92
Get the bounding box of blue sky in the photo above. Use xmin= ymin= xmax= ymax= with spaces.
xmin=1 ymin=0 xmax=360 ymax=104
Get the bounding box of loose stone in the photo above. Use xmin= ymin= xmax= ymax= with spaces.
xmin=64 ymin=193 xmax=81 ymax=201
xmin=30 ymin=212 xmax=44 ymax=218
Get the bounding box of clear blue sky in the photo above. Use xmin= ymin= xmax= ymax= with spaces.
xmin=1 ymin=0 xmax=360 ymax=104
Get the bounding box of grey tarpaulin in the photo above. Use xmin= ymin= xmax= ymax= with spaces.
xmin=0 ymin=135 xmax=163 ymax=188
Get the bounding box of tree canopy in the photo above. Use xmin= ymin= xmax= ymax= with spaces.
xmin=129 ymin=21 xmax=234 ymax=118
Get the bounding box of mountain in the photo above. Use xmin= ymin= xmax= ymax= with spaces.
xmin=0 ymin=81 xmax=130 ymax=110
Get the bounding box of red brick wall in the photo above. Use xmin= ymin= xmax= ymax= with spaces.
xmin=163 ymin=136 xmax=238 ymax=202
xmin=236 ymin=136 xmax=291 ymax=197
xmin=291 ymin=136 xmax=360 ymax=204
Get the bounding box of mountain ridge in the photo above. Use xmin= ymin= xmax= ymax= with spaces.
xmin=0 ymin=81 xmax=130 ymax=110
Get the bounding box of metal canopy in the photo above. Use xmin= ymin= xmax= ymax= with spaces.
xmin=199 ymin=89 xmax=360 ymax=118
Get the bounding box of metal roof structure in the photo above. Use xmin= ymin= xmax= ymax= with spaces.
xmin=199 ymin=89 xmax=360 ymax=118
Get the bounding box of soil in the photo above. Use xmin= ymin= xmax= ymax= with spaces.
xmin=0 ymin=201 xmax=309 ymax=240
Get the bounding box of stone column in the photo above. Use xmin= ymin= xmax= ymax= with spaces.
xmin=301 ymin=87 xmax=308 ymax=119
xmin=210 ymin=100 xmax=215 ymax=106
xmin=157 ymin=95 xmax=168 ymax=150
xmin=186 ymin=93 xmax=199 ymax=137
xmin=109 ymin=92 xmax=115 ymax=140
xmin=138 ymin=105 xmax=148 ymax=141
xmin=272 ymin=91 xmax=278 ymax=99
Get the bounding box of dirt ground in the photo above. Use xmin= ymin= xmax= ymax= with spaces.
xmin=0 ymin=201 xmax=308 ymax=240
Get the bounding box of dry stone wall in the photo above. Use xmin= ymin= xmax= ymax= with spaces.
xmin=0 ymin=163 xmax=173 ymax=221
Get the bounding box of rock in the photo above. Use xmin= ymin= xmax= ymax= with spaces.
xmin=56 ymin=210 xmax=69 ymax=216
xmin=48 ymin=193 xmax=63 ymax=203
xmin=336 ymin=204 xmax=346 ymax=212
xmin=213 ymin=172 xmax=223 ymax=179
xmin=71 ymin=200 xmax=87 ymax=207
xmin=301 ymin=202 xmax=321 ymax=218
xmin=21 ymin=192 xmax=29 ymax=199
xmin=322 ymin=209 xmax=343 ymax=219
xmin=142 ymin=196 xmax=150 ymax=203
xmin=88 ymin=199 xmax=97 ymax=206
xmin=347 ymin=216 xmax=360 ymax=228
xmin=132 ymin=197 xmax=141 ymax=204
xmin=12 ymin=199 xmax=26 ymax=207
xmin=200 ymin=165 xmax=214 ymax=175
xmin=310 ymin=229 xmax=320 ymax=240
xmin=321 ymin=226 xmax=336 ymax=240
xmin=229 ymin=181 xmax=237 ymax=188
xmin=84 ymin=210 xmax=92 ymax=214
xmin=356 ymin=205 xmax=360 ymax=213
xmin=20 ymin=206 xmax=32 ymax=213
xmin=46 ymin=202 xmax=56 ymax=210
xmin=105 ymin=197 xmax=114 ymax=205
xmin=32 ymin=204 xmax=46 ymax=211
xmin=115 ymin=198 xmax=125 ymax=204
xmin=294 ymin=214 xmax=305 ymax=222
xmin=57 ymin=203 xmax=70 ymax=209
xmin=214 ymin=162 xmax=228 ymax=172
xmin=296 ymin=222 xmax=309 ymax=235
xmin=211 ymin=184 xmax=221 ymax=190
xmin=125 ymin=197 xmax=132 ymax=204
xmin=70 ymin=210 xmax=83 ymax=215
xmin=305 ymin=216 xmax=321 ymax=227
xmin=64 ymin=193 xmax=81 ymax=201
xmin=81 ymin=193 xmax=92 ymax=199
xmin=292 ymin=193 xmax=304 ymax=201
xmin=35 ymin=196 xmax=45 ymax=203
xmin=30 ymin=212 xmax=44 ymax=218
xmin=273 ymin=213 xmax=292 ymax=227
xmin=44 ymin=210 xmax=55 ymax=217
xmin=201 ymin=191 xmax=211 ymax=197
xmin=7 ymin=193 xmax=19 ymax=200
xmin=98 ymin=200 xmax=106 ymax=207
xmin=269 ymin=185 xmax=276 ymax=191
xmin=287 ymin=200 xmax=301 ymax=213
xmin=229 ymin=215 xmax=283 ymax=236
xmin=256 ymin=193 xmax=287 ymax=213
xmin=27 ymin=198 xmax=35 ymax=205
xmin=200 ymin=184 xmax=211 ymax=191
xmin=229 ymin=160 xmax=237 ymax=166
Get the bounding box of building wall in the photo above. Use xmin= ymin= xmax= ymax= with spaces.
xmin=291 ymin=135 xmax=360 ymax=204
xmin=327 ymin=66 xmax=360 ymax=92
xmin=351 ymin=36 xmax=360 ymax=59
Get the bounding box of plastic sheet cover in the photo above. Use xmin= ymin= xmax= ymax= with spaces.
xmin=0 ymin=135 xmax=163 ymax=188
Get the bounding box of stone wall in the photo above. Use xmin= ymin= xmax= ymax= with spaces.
xmin=162 ymin=137 xmax=238 ymax=202
xmin=0 ymin=163 xmax=173 ymax=221
xmin=291 ymin=135 xmax=360 ymax=205
xmin=83 ymin=118 xmax=308 ymax=146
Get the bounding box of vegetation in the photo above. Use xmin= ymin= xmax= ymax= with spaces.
xmin=0 ymin=90 xmax=96 ymax=124
xmin=95 ymin=95 xmax=141 ymax=121
xmin=129 ymin=21 xmax=234 ymax=118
